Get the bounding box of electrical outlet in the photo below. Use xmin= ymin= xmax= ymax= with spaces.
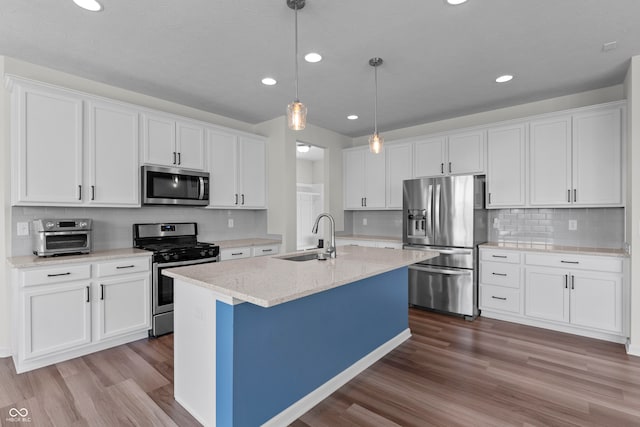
xmin=568 ymin=219 xmax=577 ymax=231
xmin=228 ymin=218 xmax=234 ymax=228
xmin=362 ymin=218 xmax=368 ymax=226
xmin=493 ymin=218 xmax=500 ymax=229
xmin=17 ymin=222 xmax=29 ymax=236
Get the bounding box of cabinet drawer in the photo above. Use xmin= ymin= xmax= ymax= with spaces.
xmin=252 ymin=244 xmax=280 ymax=257
xmin=480 ymin=262 xmax=520 ymax=288
xmin=95 ymin=257 xmax=151 ymax=277
xmin=481 ymin=249 xmax=520 ymax=264
xmin=524 ymin=253 xmax=622 ymax=273
xmin=22 ymin=264 xmax=91 ymax=287
xmin=220 ymin=247 xmax=252 ymax=261
xmin=480 ymin=285 xmax=520 ymax=314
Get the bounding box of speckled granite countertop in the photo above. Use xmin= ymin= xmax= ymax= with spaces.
xmin=7 ymin=248 xmax=152 ymax=268
xmin=215 ymin=238 xmax=281 ymax=249
xmin=480 ymin=242 xmax=628 ymax=258
xmin=164 ymin=245 xmax=436 ymax=307
xmin=336 ymin=235 xmax=402 ymax=243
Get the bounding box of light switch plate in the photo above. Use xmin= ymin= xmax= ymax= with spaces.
xmin=568 ymin=219 xmax=577 ymax=231
xmin=362 ymin=218 xmax=367 ymax=226
xmin=17 ymin=222 xmax=29 ymax=236
xmin=228 ymin=218 xmax=234 ymax=228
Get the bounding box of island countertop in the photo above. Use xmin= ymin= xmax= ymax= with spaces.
xmin=163 ymin=245 xmax=436 ymax=308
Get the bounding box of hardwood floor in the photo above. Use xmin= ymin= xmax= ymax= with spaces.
xmin=1 ymin=309 xmax=640 ymax=426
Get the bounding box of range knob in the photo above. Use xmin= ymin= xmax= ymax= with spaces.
xmin=79 ymin=221 xmax=88 ymax=228
xmin=208 ymin=249 xmax=215 ymax=256
xmin=46 ymin=221 xmax=55 ymax=229
xmin=200 ymin=250 xmax=207 ymax=257
xmin=162 ymin=253 xmax=171 ymax=262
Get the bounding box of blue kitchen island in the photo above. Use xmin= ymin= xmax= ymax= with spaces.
xmin=164 ymin=245 xmax=436 ymax=427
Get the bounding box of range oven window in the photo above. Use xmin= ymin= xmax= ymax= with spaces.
xmin=155 ymin=265 xmax=175 ymax=310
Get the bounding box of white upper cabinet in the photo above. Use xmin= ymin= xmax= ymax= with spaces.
xmin=486 ymin=123 xmax=526 ymax=207
xmin=86 ymin=98 xmax=140 ymax=206
xmin=413 ymin=137 xmax=446 ymax=177
xmin=447 ymin=130 xmax=485 ymax=175
xmin=343 ymin=147 xmax=385 ymax=209
xmin=413 ymin=131 xmax=484 ymax=178
xmin=11 ymin=80 xmax=84 ymax=205
xmin=142 ymin=112 xmax=205 ymax=171
xmin=207 ymin=129 xmax=267 ymax=209
xmin=385 ymin=142 xmax=413 ymax=209
xmin=529 ymin=105 xmax=623 ymax=207
xmin=572 ymin=107 xmax=622 ymax=206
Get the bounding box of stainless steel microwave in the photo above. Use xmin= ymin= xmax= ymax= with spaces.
xmin=142 ymin=165 xmax=209 ymax=206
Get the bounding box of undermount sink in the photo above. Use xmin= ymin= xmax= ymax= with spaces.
xmin=278 ymin=252 xmax=327 ymax=262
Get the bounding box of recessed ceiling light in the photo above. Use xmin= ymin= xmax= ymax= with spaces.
xmin=495 ymin=74 xmax=514 ymax=83
xmin=73 ymin=0 xmax=103 ymax=12
xmin=446 ymin=0 xmax=468 ymax=5
xmin=261 ymin=77 xmax=277 ymax=86
xmin=304 ymin=53 xmax=322 ymax=63
xmin=347 ymin=115 xmax=359 ymax=120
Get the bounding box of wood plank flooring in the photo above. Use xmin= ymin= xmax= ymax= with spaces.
xmin=1 ymin=309 xmax=640 ymax=426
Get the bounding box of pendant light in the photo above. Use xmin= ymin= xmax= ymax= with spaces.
xmin=368 ymin=57 xmax=384 ymax=154
xmin=287 ymin=0 xmax=307 ymax=130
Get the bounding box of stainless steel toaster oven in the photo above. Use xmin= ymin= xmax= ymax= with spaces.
xmin=32 ymin=219 xmax=92 ymax=257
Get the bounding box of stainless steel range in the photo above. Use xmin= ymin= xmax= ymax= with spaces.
xmin=133 ymin=222 xmax=220 ymax=337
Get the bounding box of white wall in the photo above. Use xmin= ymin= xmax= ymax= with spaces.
xmin=296 ymin=159 xmax=314 ymax=184
xmin=625 ymin=56 xmax=640 ymax=355
xmin=0 ymin=57 xmax=10 ymax=356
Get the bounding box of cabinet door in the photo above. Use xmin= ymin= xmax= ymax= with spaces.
xmin=23 ymin=282 xmax=91 ymax=360
xmin=176 ymin=120 xmax=206 ymax=171
xmin=386 ymin=143 xmax=413 ymax=208
xmin=414 ymin=137 xmax=445 ymax=177
xmin=447 ymin=130 xmax=485 ymax=175
xmin=12 ymin=82 xmax=83 ymax=205
xmin=529 ymin=116 xmax=572 ymax=205
xmin=343 ymin=149 xmax=366 ymax=209
xmin=142 ymin=113 xmax=176 ymax=167
xmin=96 ymin=274 xmax=151 ymax=341
xmin=208 ymin=130 xmax=238 ymax=207
xmin=570 ymin=272 xmax=622 ymax=333
xmin=363 ymin=149 xmax=386 ymax=208
xmin=525 ymin=267 xmax=569 ymax=323
xmin=87 ymin=99 xmax=140 ymax=206
xmin=486 ymin=124 xmax=526 ymax=207
xmin=572 ymin=108 xmax=622 ymax=206
xmin=239 ymin=136 xmax=267 ymax=208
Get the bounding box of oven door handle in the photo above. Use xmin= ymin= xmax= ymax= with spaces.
xmin=154 ymin=257 xmax=219 ymax=268
xmin=409 ymin=264 xmax=472 ymax=276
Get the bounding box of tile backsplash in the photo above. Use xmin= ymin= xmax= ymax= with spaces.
xmin=347 ymin=207 xmax=625 ymax=249
xmin=11 ymin=206 xmax=271 ymax=256
xmin=488 ymin=207 xmax=624 ymax=248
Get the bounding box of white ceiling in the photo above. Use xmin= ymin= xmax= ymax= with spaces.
xmin=2 ymin=0 xmax=640 ymax=137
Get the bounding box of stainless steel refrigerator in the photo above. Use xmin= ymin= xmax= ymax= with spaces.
xmin=403 ymin=175 xmax=487 ymax=319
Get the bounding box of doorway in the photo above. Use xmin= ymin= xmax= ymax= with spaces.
xmin=296 ymin=142 xmax=325 ymax=250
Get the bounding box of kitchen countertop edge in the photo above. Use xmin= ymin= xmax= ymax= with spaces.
xmin=480 ymin=242 xmax=628 ymax=258
xmin=7 ymin=248 xmax=152 ymax=268
xmin=215 ymin=238 xmax=282 ymax=249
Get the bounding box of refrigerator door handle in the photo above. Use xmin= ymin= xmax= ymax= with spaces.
xmin=434 ymin=184 xmax=441 ymax=238
xmin=409 ymin=265 xmax=472 ymax=276
xmin=427 ymin=184 xmax=433 ymax=236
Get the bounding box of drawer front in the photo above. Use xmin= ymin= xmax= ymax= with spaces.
xmin=252 ymin=244 xmax=280 ymax=257
xmin=95 ymin=257 xmax=151 ymax=277
xmin=480 ymin=285 xmax=520 ymax=314
xmin=480 ymin=262 xmax=520 ymax=288
xmin=524 ymin=253 xmax=622 ymax=273
xmin=22 ymin=264 xmax=91 ymax=287
xmin=220 ymin=247 xmax=252 ymax=261
xmin=481 ymin=249 xmax=521 ymax=264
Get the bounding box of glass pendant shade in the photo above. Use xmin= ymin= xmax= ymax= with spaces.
xmin=288 ymin=100 xmax=307 ymax=130
xmin=369 ymin=132 xmax=384 ymax=154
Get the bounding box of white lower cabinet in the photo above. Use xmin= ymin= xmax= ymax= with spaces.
xmin=12 ymin=255 xmax=152 ymax=373
xmin=480 ymin=247 xmax=627 ymax=343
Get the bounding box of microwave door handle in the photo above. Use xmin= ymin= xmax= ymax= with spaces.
xmin=199 ymin=177 xmax=205 ymax=200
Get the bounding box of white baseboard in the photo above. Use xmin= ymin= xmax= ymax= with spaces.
xmin=626 ymin=340 xmax=640 ymax=357
xmin=262 ymin=328 xmax=412 ymax=427
xmin=0 ymin=347 xmax=11 ymax=358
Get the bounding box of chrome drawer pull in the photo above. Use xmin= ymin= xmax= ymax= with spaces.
xmin=492 ymin=272 xmax=507 ymax=277
xmin=491 ymin=296 xmax=507 ymax=301
xmin=560 ymin=260 xmax=579 ymax=264
xmin=262 ymin=249 xmax=273 ymax=253
xmin=116 ymin=265 xmax=135 ymax=269
xmin=492 ymin=255 xmax=507 ymax=259
xmin=47 ymin=272 xmax=71 ymax=277
xmin=231 ymin=252 xmax=243 ymax=256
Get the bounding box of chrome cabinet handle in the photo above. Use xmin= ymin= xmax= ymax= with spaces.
xmin=492 ymin=255 xmax=507 ymax=259
xmin=235 ymin=194 xmax=238 ymax=205
xmin=173 ymin=152 xmax=177 ymax=165
xmin=262 ymin=249 xmax=273 ymax=253
xmin=231 ymin=252 xmax=244 ymax=256
xmin=177 ymin=152 xmax=181 ymax=165
xmin=571 ymin=275 xmax=575 ymax=290
xmin=561 ymin=260 xmax=579 ymax=264
xmin=492 ymin=272 xmax=507 ymax=277
xmin=574 ymin=189 xmax=577 ymax=202
xmin=86 ymin=286 xmax=90 ymax=303
xmin=564 ymin=274 xmax=568 ymax=289
xmin=78 ymin=185 xmax=82 ymax=200
xmin=48 ymin=272 xmax=71 ymax=277
xmin=488 ymin=192 xmax=492 ymax=205
xmin=491 ymin=296 xmax=507 ymax=301
xmin=116 ymin=265 xmax=135 ymax=269
xmin=91 ymin=185 xmax=95 ymax=201
xmin=241 ymin=194 xmax=245 ymax=205
xmin=448 ymin=162 xmax=452 ymax=173
xmin=567 ymin=189 xmax=571 ymax=203
xmin=440 ymin=163 xmax=444 ymax=174
xmin=100 ymin=284 xmax=105 ymax=300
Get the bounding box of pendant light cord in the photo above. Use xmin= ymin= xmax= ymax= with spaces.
xmin=294 ymin=2 xmax=299 ymax=102
xmin=374 ymin=64 xmax=378 ymax=135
